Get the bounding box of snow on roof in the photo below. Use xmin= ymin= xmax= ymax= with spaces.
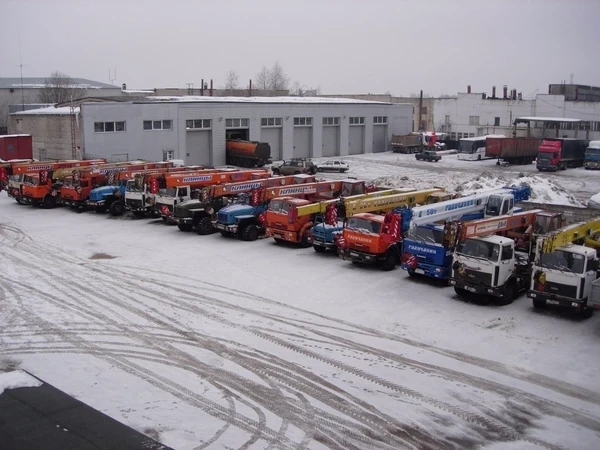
xmin=0 ymin=134 xmax=31 ymax=138
xmin=11 ymin=106 xmax=80 ymax=115
xmin=0 ymin=77 xmax=118 ymax=90
xmin=140 ymin=95 xmax=392 ymax=105
xmin=587 ymin=140 xmax=600 ymax=148
xmin=122 ymin=89 xmax=155 ymax=94
xmin=515 ymin=116 xmax=583 ymax=123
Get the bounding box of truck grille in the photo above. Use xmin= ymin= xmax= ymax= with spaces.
xmin=542 ymin=281 xmax=577 ymax=298
xmin=217 ymin=212 xmax=230 ymax=224
xmin=127 ymin=199 xmax=143 ymax=208
xmin=461 ymin=269 xmax=492 ymax=286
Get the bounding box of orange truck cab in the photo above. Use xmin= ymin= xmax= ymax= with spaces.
xmin=337 ymin=211 xmax=403 ymax=271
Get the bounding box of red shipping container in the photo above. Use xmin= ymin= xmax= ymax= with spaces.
xmin=0 ymin=134 xmax=33 ymax=161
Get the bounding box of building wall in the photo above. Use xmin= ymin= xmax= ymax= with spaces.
xmin=81 ymin=101 xmax=413 ymax=164
xmin=8 ymin=114 xmax=82 ymax=160
xmin=433 ymin=93 xmax=600 ymax=141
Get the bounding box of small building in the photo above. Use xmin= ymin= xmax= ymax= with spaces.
xmin=79 ymin=96 xmax=413 ymax=165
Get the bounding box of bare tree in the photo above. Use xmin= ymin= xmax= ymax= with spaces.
xmin=270 ymin=61 xmax=290 ymax=91
xmin=37 ymin=71 xmax=84 ymax=104
xmin=254 ymin=65 xmax=271 ymax=91
xmin=224 ymin=69 xmax=239 ymax=94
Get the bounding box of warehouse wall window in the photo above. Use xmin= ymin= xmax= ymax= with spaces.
xmin=293 ymin=117 xmax=312 ymax=126
xmin=162 ymin=150 xmax=174 ymax=161
xmin=373 ymin=116 xmax=387 ymax=125
xmin=421 ymin=107 xmax=428 ymax=115
xmin=94 ymin=121 xmax=126 ymax=133
xmin=322 ymin=117 xmax=340 ymax=126
xmin=445 ymin=115 xmax=450 ymax=125
xmin=469 ymin=116 xmax=480 ymax=126
xmin=494 ymin=117 xmax=500 ymax=126
xmin=144 ymin=120 xmax=172 ymax=131
xmin=349 ymin=117 xmax=365 ymax=126
xmin=225 ymin=118 xmax=249 ymax=128
xmin=186 ymin=119 xmax=212 ymax=130
xmin=261 ymin=118 xmax=283 ymax=127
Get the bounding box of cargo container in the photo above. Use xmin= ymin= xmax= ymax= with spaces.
xmin=0 ymin=134 xmax=33 ymax=160
xmin=536 ymin=138 xmax=588 ymax=171
xmin=391 ymin=134 xmax=423 ymax=154
xmin=584 ymin=140 xmax=600 ymax=170
xmin=225 ymin=140 xmax=271 ymax=168
xmin=485 ymin=137 xmax=542 ymax=165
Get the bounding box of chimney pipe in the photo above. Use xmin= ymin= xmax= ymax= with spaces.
xmin=249 ymin=79 xmax=252 ymax=97
xmin=518 ymin=92 xmax=522 ymax=101
xmin=467 ymin=85 xmax=471 ymax=94
xmin=210 ymin=79 xmax=213 ymax=97
xmin=503 ymin=85 xmax=508 ymax=98
xmin=511 ymin=89 xmax=517 ymax=100
xmin=492 ymin=86 xmax=496 ymax=98
xmin=200 ymin=79 xmax=204 ymax=96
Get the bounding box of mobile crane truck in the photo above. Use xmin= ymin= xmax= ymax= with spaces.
xmin=296 ymin=188 xmax=445 ymax=253
xmin=449 ymin=210 xmax=565 ymax=305
xmin=528 ymin=218 xmax=600 ymax=318
xmin=263 ymin=180 xmax=379 ymax=247
xmin=175 ymin=174 xmax=316 ymax=236
xmin=400 ymin=185 xmax=532 ymax=279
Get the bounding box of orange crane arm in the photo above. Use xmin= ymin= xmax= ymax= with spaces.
xmin=458 ymin=209 xmax=544 ymax=241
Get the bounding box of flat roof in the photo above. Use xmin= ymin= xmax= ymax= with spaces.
xmin=136 ymin=95 xmax=393 ymax=105
xmin=0 ymin=77 xmax=119 ymax=90
xmin=515 ymin=116 xmax=583 ymax=123
xmin=11 ymin=106 xmax=79 ymax=116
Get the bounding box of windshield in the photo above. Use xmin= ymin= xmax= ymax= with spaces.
xmin=585 ymin=148 xmax=600 ymax=156
xmin=268 ymin=200 xmax=290 ymax=213
xmin=408 ymin=226 xmax=443 ymax=244
xmin=458 ymin=141 xmax=475 ymax=154
xmin=539 ymin=250 xmax=586 ymax=274
xmin=159 ymin=187 xmax=177 ymax=197
xmin=484 ymin=196 xmax=502 ymax=216
xmin=23 ymin=175 xmax=39 ymax=185
xmin=126 ymin=180 xmax=139 ymax=192
xmin=62 ymin=177 xmax=73 ymax=187
xmin=9 ymin=174 xmax=24 ymax=182
xmin=537 ymin=152 xmax=553 ymax=160
xmin=346 ymin=217 xmax=381 ymax=234
xmin=456 ymin=239 xmax=500 ymax=262
xmin=534 ymin=215 xmax=560 ymax=234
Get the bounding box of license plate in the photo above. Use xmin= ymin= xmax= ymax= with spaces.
xmin=547 ymin=299 xmax=560 ymax=305
xmin=415 ymin=268 xmax=425 ymax=275
xmin=465 ymin=286 xmax=477 ymax=293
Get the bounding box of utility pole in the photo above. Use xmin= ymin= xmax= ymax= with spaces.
xmin=418 ymin=90 xmax=423 ymax=131
xmin=18 ymin=34 xmax=25 ymax=111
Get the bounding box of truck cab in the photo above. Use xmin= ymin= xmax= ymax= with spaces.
xmin=264 ymin=197 xmax=314 ymax=246
xmin=584 ymin=140 xmax=600 ymax=170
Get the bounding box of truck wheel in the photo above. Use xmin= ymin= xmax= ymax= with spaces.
xmin=581 ymin=307 xmax=594 ymax=319
xmin=177 ymin=222 xmax=193 ymax=232
xmin=110 ymin=201 xmax=125 ymax=216
xmin=382 ymin=251 xmax=397 ymax=271
xmin=299 ymin=234 xmax=312 ymax=248
xmin=498 ymin=280 xmax=516 ymax=305
xmin=407 ymin=269 xmax=418 ymax=277
xmin=313 ymin=244 xmax=326 ymax=253
xmin=309 ymin=166 xmax=317 ymax=175
xmin=42 ymin=195 xmax=56 ymax=209
xmin=196 ymin=216 xmax=214 ymax=235
xmin=95 ymin=205 xmax=108 ymax=214
xmin=532 ymin=298 xmax=546 ymax=309
xmin=454 ymin=286 xmax=468 ymax=296
xmin=241 ymin=224 xmax=259 ymax=241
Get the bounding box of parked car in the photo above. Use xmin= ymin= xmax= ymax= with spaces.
xmin=316 ymin=160 xmax=350 ymax=173
xmin=271 ymin=158 xmax=318 ymax=175
xmin=415 ymin=150 xmax=441 ymax=162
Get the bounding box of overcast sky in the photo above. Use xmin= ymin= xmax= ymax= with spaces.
xmin=1 ymin=0 xmax=598 ymax=98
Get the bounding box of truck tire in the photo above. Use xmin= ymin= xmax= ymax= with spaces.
xmin=95 ymin=205 xmax=108 ymax=214
xmin=241 ymin=224 xmax=259 ymax=241
xmin=581 ymin=306 xmax=594 ymax=319
xmin=110 ymin=201 xmax=125 ymax=216
xmin=177 ymin=222 xmax=193 ymax=232
xmin=42 ymin=195 xmax=56 ymax=209
xmin=498 ymin=280 xmax=517 ymax=305
xmin=313 ymin=244 xmax=326 ymax=253
xmin=196 ymin=216 xmax=214 ymax=235
xmin=382 ymin=251 xmax=397 ymax=271
xmin=309 ymin=165 xmax=317 ymax=175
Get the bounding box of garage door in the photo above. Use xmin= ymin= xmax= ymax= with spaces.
xmin=348 ymin=126 xmax=364 ymax=155
xmin=293 ymin=127 xmax=312 ymax=158
xmin=372 ymin=125 xmax=387 ymax=153
xmin=322 ymin=126 xmax=339 ymax=157
xmin=185 ymin=131 xmax=211 ymax=166
xmin=260 ymin=127 xmax=282 ymax=161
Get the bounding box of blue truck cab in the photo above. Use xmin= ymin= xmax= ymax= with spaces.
xmin=584 ymin=140 xmax=600 ymax=170
xmin=213 ymin=193 xmax=268 ymax=241
xmin=87 ymin=180 xmax=127 ymax=214
xmin=309 ymin=218 xmax=345 ymax=253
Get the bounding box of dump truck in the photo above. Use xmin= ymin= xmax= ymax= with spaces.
xmin=584 ymin=140 xmax=600 ymax=170
xmin=527 ymin=218 xmax=600 ymax=318
xmin=226 ymin=139 xmax=272 ymax=167
xmin=400 ymin=186 xmax=532 ymax=279
xmin=263 ymin=180 xmax=378 ymax=247
xmin=288 ymin=188 xmax=445 ymax=253
xmin=391 ymin=134 xmax=424 ymax=154
xmin=485 ymin=137 xmax=542 ymax=165
xmin=154 ymin=169 xmax=271 ymax=223
xmin=536 ymin=138 xmax=588 ymax=171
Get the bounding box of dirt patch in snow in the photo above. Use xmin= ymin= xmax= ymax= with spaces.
xmin=89 ymin=253 xmax=117 ymax=260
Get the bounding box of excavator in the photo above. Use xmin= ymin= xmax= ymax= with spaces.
xmin=288 ymin=188 xmax=446 ymax=253
xmin=263 ymin=179 xmax=380 ymax=246
xmin=528 ymin=217 xmax=600 ymax=318
xmin=175 ymin=174 xmax=317 ymax=236
xmin=153 ymin=168 xmax=271 ymax=222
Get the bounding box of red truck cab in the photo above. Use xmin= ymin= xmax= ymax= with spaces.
xmin=264 ymin=197 xmax=313 ymax=246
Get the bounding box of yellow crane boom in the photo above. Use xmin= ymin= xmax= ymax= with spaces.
xmin=344 ymin=188 xmax=445 ymax=216
xmin=540 ymin=217 xmax=600 ymax=253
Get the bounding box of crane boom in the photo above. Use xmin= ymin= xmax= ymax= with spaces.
xmin=459 ymin=209 xmax=544 ymax=240
xmin=261 ymin=179 xmax=347 ymax=201
xmin=539 ymin=218 xmax=600 ymax=253
xmin=344 ymin=188 xmax=445 ymax=216
xmin=208 ymin=175 xmax=313 ymax=198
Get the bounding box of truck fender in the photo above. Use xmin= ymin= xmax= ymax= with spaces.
xmin=300 ymin=221 xmax=313 ymax=238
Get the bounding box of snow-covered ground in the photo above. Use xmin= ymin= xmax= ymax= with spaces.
xmin=1 ymin=152 xmax=600 ymax=449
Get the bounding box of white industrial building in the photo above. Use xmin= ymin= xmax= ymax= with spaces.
xmin=79 ymin=97 xmax=413 ymax=165
xmin=434 ymin=85 xmax=600 ymax=141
